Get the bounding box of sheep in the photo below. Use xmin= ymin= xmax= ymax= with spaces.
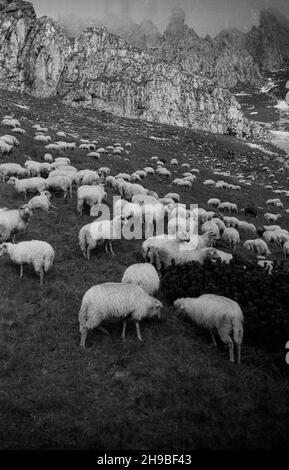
xmin=0 ymin=240 xmax=55 ymax=285
xmin=48 ymin=170 xmax=79 ymax=185
xmin=221 ymin=227 xmax=240 ymax=250
xmin=214 ymin=249 xmax=233 ymax=264
xmin=143 ymin=237 xmax=220 ymax=270
xmin=0 ymin=140 xmax=13 ymax=155
xmin=201 ymin=221 xmax=220 ymax=241
xmin=156 ymin=167 xmax=171 ymax=178
xmin=28 ymin=191 xmax=55 ymax=212
xmin=218 ymin=202 xmax=238 ymax=214
xmin=203 ymin=179 xmax=215 ymax=186
xmin=176 ymin=180 xmax=192 ymax=189
xmin=264 ymin=213 xmax=282 ymax=223
xmin=0 ymin=205 xmax=33 ymax=242
xmin=79 ymin=171 xmax=101 ymax=186
xmin=143 ymin=167 xmax=154 ymax=175
xmin=0 ymin=135 xmax=19 ymax=147
xmin=211 ymin=217 xmax=226 ymax=235
xmin=283 ymin=240 xmax=289 ymax=259
xmin=207 ymin=198 xmax=220 ymax=208
xmin=0 ymin=163 xmax=27 ymax=181
xmin=77 ymin=185 xmax=107 ymax=216
xmin=174 ymin=294 xmax=243 ymax=364
xmin=121 ymin=263 xmax=160 ymax=296
xmin=78 ymin=282 xmax=162 ymax=347
xmin=7 ymin=177 xmax=47 ymax=198
xmin=262 ymin=230 xmax=278 ymax=244
xmin=78 ymin=216 xmax=122 ymax=258
xmin=1 ymin=118 xmax=21 ymax=128
xmin=237 ymin=221 xmax=257 ymax=237
xmin=46 ymin=175 xmax=72 ymax=199
xmin=263 ymin=225 xmax=281 ymax=232
xmin=244 ymin=239 xmax=271 ymax=256
xmin=34 ymin=134 xmax=51 ymax=144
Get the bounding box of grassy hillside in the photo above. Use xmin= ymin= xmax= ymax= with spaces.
xmin=0 ymin=89 xmax=289 ymax=449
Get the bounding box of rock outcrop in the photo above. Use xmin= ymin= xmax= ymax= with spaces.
xmin=0 ymin=0 xmax=267 ymax=139
xmin=246 ymin=8 xmax=289 ymax=71
xmin=57 ymin=27 xmax=264 ymax=138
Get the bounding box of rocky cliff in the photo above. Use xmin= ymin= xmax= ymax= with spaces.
xmin=0 ymin=0 xmax=267 ymax=139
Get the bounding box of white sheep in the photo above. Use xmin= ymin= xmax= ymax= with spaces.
xmin=221 ymin=227 xmax=240 ymax=250
xmin=28 ymin=191 xmax=55 ymax=212
xmin=7 ymin=177 xmax=47 ymax=198
xmin=78 ymin=216 xmax=122 ymax=258
xmin=207 ymin=198 xmax=220 ymax=208
xmin=0 ymin=240 xmax=55 ymax=285
xmin=121 ymin=263 xmax=160 ymax=296
xmin=77 ymin=185 xmax=107 ymax=216
xmin=0 ymin=205 xmax=33 ymax=242
xmin=46 ymin=175 xmax=72 ymax=199
xmin=264 ymin=213 xmax=282 ymax=223
xmin=78 ymin=282 xmax=162 ymax=347
xmin=0 ymin=163 xmax=27 ymax=181
xmin=174 ymin=294 xmax=244 ymax=364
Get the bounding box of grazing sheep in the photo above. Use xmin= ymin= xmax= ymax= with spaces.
xmin=77 ymin=185 xmax=107 ymax=216
xmin=78 ymin=216 xmax=122 ymax=258
xmin=207 ymin=198 xmax=221 ymax=208
xmin=8 ymin=177 xmax=47 ymax=198
xmin=46 ymin=175 xmax=72 ymax=199
xmin=218 ymin=202 xmax=238 ymax=214
xmin=222 ymin=227 xmax=240 ymax=250
xmin=0 ymin=163 xmax=27 ymax=181
xmin=28 ymin=191 xmax=54 ymax=212
xmin=0 ymin=205 xmax=33 ymax=242
xmin=78 ymin=282 xmax=162 ymax=346
xmin=121 ymin=263 xmax=160 ymax=296
xmin=264 ymin=213 xmax=282 ymax=223
xmin=201 ymin=221 xmax=220 ymax=241
xmin=0 ymin=240 xmax=55 ymax=285
xmin=174 ymin=294 xmax=244 ymax=364
xmin=203 ymin=179 xmax=215 ymax=186
xmin=244 ymin=239 xmax=271 ymax=256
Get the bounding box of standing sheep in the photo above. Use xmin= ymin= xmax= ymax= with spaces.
xmin=78 ymin=282 xmax=162 ymax=347
xmin=0 ymin=240 xmax=55 ymax=285
xmin=121 ymin=263 xmax=160 ymax=296
xmin=174 ymin=294 xmax=244 ymax=364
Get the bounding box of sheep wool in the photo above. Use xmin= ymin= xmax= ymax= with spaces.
xmin=121 ymin=263 xmax=160 ymax=296
xmin=174 ymin=294 xmax=244 ymax=364
xmin=0 ymin=240 xmax=55 ymax=285
xmin=78 ymin=282 xmax=162 ymax=347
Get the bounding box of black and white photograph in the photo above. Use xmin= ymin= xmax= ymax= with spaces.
xmin=0 ymin=0 xmax=289 ymax=454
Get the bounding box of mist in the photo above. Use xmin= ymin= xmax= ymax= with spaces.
xmin=32 ymin=0 xmax=289 ymax=37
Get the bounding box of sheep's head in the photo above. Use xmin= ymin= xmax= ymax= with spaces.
xmin=0 ymin=243 xmax=10 ymax=256
xmin=204 ymin=247 xmax=221 ymax=261
xmin=148 ymin=299 xmax=162 ymax=319
xmin=7 ymin=177 xmax=16 ymax=186
xmin=174 ymin=299 xmax=185 ymax=312
xmin=19 ymin=205 xmax=33 ymax=220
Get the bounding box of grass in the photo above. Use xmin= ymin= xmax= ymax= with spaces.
xmin=0 ymin=88 xmax=289 ymax=449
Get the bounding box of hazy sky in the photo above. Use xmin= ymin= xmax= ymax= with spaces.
xmin=32 ymin=0 xmax=289 ymax=37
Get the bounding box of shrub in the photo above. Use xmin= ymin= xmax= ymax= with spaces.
xmin=162 ymin=257 xmax=289 ymax=354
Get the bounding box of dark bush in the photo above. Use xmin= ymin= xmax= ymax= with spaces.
xmin=162 ymin=257 xmax=289 ymax=354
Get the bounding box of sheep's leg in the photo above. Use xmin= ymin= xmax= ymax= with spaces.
xmin=97 ymin=326 xmax=110 ymax=336
xmin=219 ymin=331 xmax=234 ymax=363
xmin=210 ymin=330 xmax=217 ymax=346
xmin=122 ymin=319 xmax=127 ymax=341
xmin=236 ymin=344 xmax=242 ymax=365
xmin=109 ymin=241 xmax=115 ymax=256
xmin=39 ymin=269 xmax=44 ymax=286
xmin=80 ymin=328 xmax=88 ymax=348
xmin=63 ymin=190 xmax=67 ymax=200
xmin=104 ymin=241 xmax=109 ymax=254
xmin=135 ymin=321 xmax=143 ymax=341
xmin=19 ymin=264 xmax=23 ymax=279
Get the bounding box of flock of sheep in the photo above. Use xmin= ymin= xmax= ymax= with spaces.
xmin=1 ymin=113 xmax=289 ymax=366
